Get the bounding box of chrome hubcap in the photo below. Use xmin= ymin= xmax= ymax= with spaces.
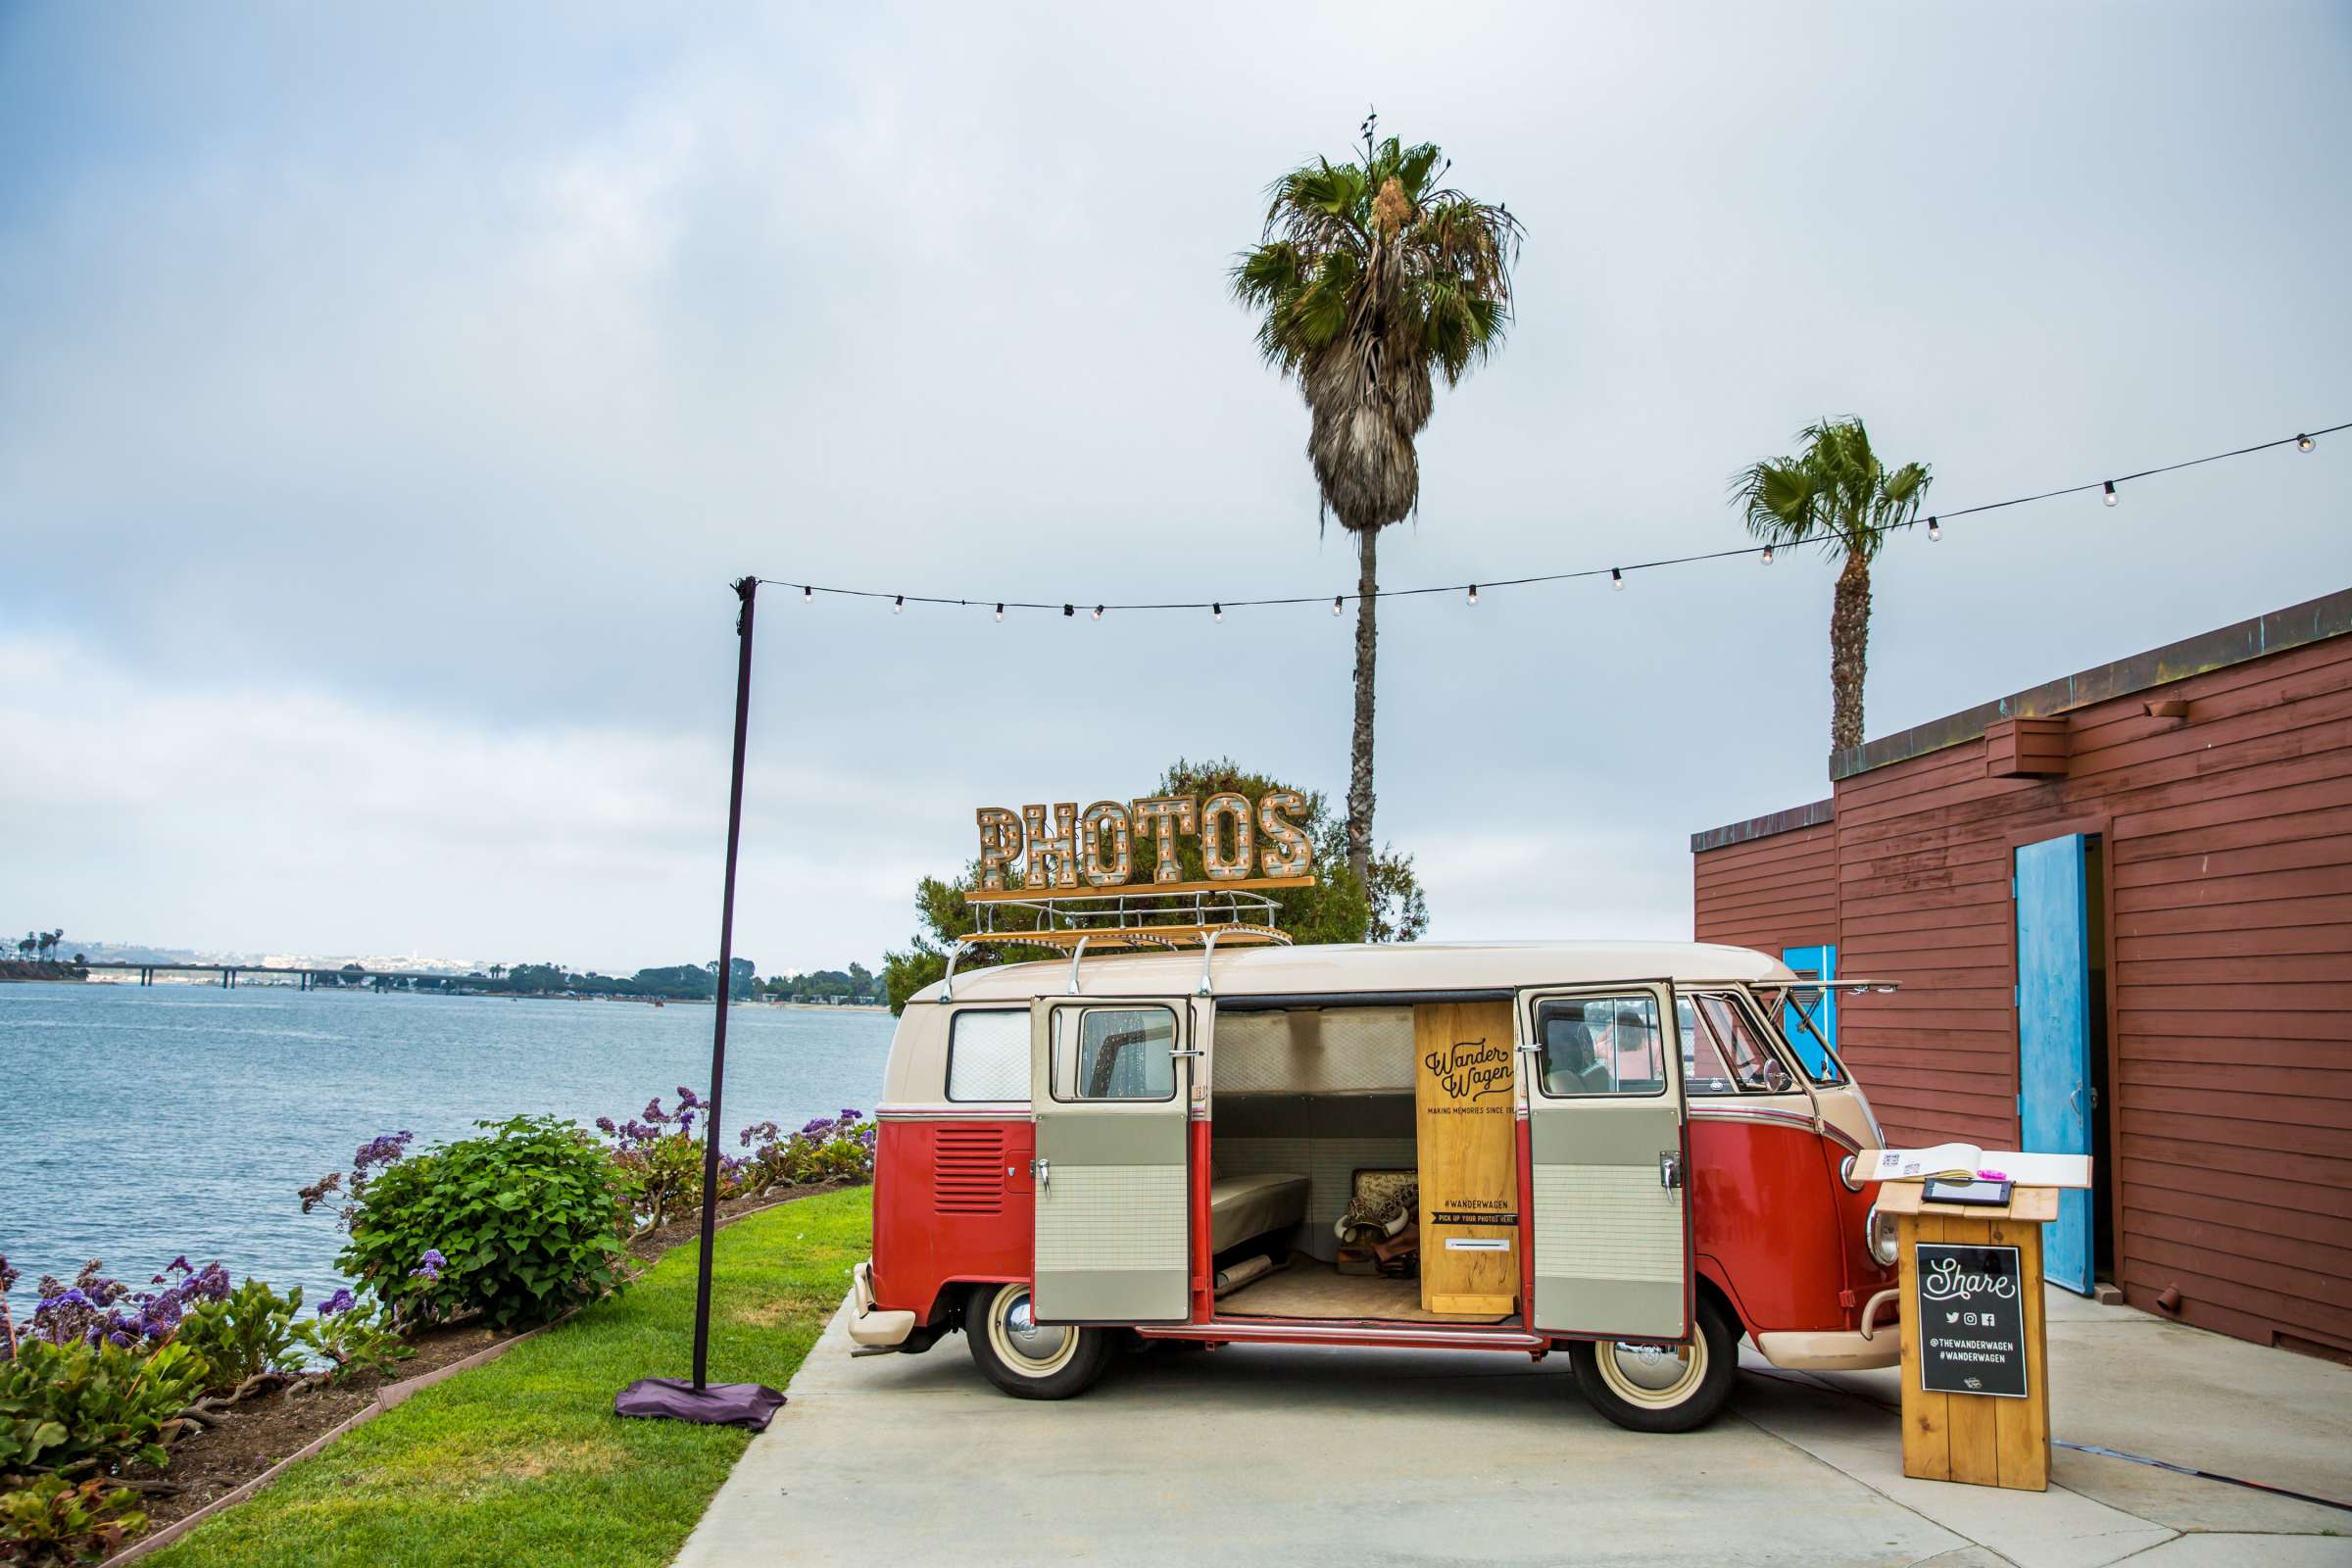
xmin=999 ymin=1291 xmax=1069 ymax=1364
xmin=1603 ymin=1340 xmax=1701 ymax=1398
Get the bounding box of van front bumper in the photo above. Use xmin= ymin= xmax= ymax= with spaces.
xmin=1753 ymin=1290 xmax=1902 ymax=1371
xmin=847 ymin=1259 xmax=916 ymax=1349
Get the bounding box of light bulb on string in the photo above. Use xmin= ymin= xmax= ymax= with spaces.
xmin=1062 ymin=604 xmax=1073 ymax=618
xmin=2298 ymin=433 xmax=2316 ymax=453
xmin=893 ymin=594 xmax=904 ymax=613
xmin=1760 ymin=544 xmax=1774 ymax=565
xmin=1611 ymin=568 xmax=1625 ymax=591
xmin=994 ymin=603 xmax=1004 ymax=621
xmin=1332 ymin=595 xmax=1344 ymax=615
xmin=1466 ymin=584 xmax=1479 ymax=605
xmin=1212 ymin=603 xmax=1223 ymax=622
xmin=802 ymin=585 xmax=812 ymax=604
xmin=2103 ymin=480 xmax=2119 ymax=507
xmin=1092 ymin=605 xmax=1103 ymax=620
xmin=1927 ymin=515 xmax=1941 ymax=542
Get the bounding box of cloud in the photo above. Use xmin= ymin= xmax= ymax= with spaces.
xmin=2 ymin=4 xmax=2346 ymax=970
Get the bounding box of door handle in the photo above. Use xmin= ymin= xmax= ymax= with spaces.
xmin=1031 ymin=1157 xmax=1051 ymax=1192
xmin=2069 ymin=1086 xmax=2084 ymax=1121
xmin=1659 ymin=1152 xmax=1682 ymax=1190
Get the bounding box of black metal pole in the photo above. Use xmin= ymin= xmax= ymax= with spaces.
xmin=692 ymin=575 xmax=758 ymax=1391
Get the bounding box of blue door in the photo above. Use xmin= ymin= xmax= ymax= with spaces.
xmin=2016 ymin=834 xmax=2093 ymax=1295
xmin=1779 ymin=944 xmax=1837 ymax=1078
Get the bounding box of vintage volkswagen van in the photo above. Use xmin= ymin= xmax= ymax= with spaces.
xmin=848 ymin=941 xmax=1899 ymax=1432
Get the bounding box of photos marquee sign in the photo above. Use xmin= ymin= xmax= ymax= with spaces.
xmin=975 ymin=792 xmax=1313 ymax=892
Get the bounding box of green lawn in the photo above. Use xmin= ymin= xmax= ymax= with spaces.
xmin=148 ymin=1188 xmax=873 ymax=1568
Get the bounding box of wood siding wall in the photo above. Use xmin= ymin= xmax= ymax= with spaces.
xmin=1692 ymin=631 xmax=2352 ymax=1358
xmin=1691 ymin=818 xmax=1838 ymax=955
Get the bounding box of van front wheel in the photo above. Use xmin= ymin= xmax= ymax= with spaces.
xmin=1569 ymin=1296 xmax=1738 ymax=1433
xmin=964 ymin=1282 xmax=1111 ymax=1400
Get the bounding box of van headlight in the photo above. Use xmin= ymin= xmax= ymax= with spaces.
xmin=1866 ymin=1203 xmax=1899 ymax=1268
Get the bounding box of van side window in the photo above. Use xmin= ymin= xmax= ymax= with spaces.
xmin=1533 ymin=996 xmax=1665 ymax=1097
xmin=946 ymin=1009 xmax=1029 ymax=1102
xmin=1677 ymin=997 xmax=1739 ymax=1095
xmin=1699 ymin=994 xmax=1794 ymax=1094
xmin=1054 ymin=1006 xmax=1177 ymax=1102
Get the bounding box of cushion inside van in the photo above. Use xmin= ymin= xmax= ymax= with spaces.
xmin=1209 ymin=1172 xmax=1310 ymax=1252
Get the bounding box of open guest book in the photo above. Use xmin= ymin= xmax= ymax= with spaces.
xmin=1857 ymin=1144 xmax=2092 ymax=1188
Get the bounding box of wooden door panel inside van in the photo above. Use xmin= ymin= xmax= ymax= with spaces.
xmin=1688 ymin=1116 xmax=1850 ymax=1331
xmin=872 ymin=1118 xmax=1036 ymax=1321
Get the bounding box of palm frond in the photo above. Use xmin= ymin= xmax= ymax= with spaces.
xmin=1728 ymin=418 xmax=1933 ymax=563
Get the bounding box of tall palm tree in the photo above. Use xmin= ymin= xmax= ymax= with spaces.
xmin=1730 ymin=417 xmax=1933 ymax=754
xmin=1233 ymin=116 xmax=1522 ymax=888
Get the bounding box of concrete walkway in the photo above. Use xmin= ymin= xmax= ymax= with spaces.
xmin=675 ymin=1289 xmax=2352 ymax=1567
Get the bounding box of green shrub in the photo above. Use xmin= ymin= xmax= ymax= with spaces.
xmin=0 ymin=1475 xmax=148 ymax=1564
xmin=340 ymin=1114 xmax=629 ymax=1328
xmin=172 ymin=1280 xmax=304 ymax=1397
xmin=0 ymin=1339 xmax=206 ymax=1478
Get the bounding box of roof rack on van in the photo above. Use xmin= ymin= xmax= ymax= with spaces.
xmin=936 ymin=880 xmax=1298 ymax=1002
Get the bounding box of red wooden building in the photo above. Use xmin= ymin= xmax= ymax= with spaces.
xmin=1690 ymin=588 xmax=2352 ymax=1360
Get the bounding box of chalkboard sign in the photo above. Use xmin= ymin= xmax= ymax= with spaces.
xmin=1914 ymin=1243 xmax=2029 ymax=1398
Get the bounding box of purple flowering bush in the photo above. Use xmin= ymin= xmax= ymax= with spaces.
xmin=595 ymin=1090 xmax=747 ymax=1238
xmin=738 ymin=1108 xmax=877 ymax=1195
xmin=337 ymin=1115 xmax=629 ymax=1328
xmin=300 ymin=1288 xmax=410 ymax=1382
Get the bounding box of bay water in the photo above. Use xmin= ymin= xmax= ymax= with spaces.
xmin=0 ymin=981 xmax=894 ymax=1309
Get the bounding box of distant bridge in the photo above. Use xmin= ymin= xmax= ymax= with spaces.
xmin=82 ymin=961 xmax=488 ymax=991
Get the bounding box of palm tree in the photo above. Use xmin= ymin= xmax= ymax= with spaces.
xmin=1730 ymin=417 xmax=1933 ymax=754
xmin=1233 ymin=115 xmax=1522 ymax=888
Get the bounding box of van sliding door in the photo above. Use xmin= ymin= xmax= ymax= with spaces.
xmin=1028 ymin=997 xmax=1194 ymax=1324
xmin=1520 ymin=982 xmax=1693 ymax=1341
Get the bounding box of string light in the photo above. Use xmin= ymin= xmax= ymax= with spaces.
xmin=758 ymin=419 xmax=2342 ymax=619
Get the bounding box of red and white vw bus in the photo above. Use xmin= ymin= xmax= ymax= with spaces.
xmin=847 ymin=941 xmax=1898 ymax=1432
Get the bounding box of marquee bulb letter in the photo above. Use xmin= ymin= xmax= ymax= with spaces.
xmin=1130 ymin=796 xmax=1200 ymax=883
xmin=1257 ymin=791 xmax=1311 ymax=877
xmin=974 ymin=808 xmax=1024 ymax=892
xmin=1078 ymin=801 xmax=1134 ymax=887
xmin=1021 ymin=803 xmax=1080 ymax=891
xmin=1200 ymin=792 xmax=1254 ymax=881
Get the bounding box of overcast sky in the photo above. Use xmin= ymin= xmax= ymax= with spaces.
xmin=3 ymin=2 xmax=2347 ymax=975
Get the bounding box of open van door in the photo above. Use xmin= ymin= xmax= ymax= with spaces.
xmin=1028 ymin=997 xmax=1195 ymax=1324
xmin=1519 ymin=982 xmax=1692 ymax=1341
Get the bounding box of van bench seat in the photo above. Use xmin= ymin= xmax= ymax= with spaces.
xmin=1210 ymin=1173 xmax=1310 ymax=1252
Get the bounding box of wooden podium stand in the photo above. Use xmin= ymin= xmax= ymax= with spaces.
xmin=1882 ymin=1182 xmax=2055 ymax=1492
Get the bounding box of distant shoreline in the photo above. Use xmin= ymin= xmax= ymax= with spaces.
xmin=0 ymin=960 xmax=87 ymax=983
xmin=69 ymin=975 xmax=890 ymax=1011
